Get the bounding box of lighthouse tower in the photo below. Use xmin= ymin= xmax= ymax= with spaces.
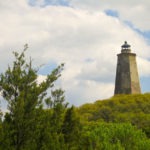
xmin=114 ymin=41 xmax=141 ymax=95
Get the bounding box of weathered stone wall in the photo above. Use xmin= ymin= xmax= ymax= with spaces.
xmin=114 ymin=52 xmax=141 ymax=95
xmin=129 ymin=54 xmax=141 ymax=93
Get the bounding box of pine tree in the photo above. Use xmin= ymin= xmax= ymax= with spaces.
xmin=0 ymin=45 xmax=64 ymax=150
xmin=62 ymin=106 xmax=81 ymax=149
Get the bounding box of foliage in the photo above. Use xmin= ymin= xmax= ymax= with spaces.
xmin=62 ymin=106 xmax=82 ymax=149
xmin=78 ymin=94 xmax=150 ymax=138
xmin=0 ymin=46 xmax=66 ymax=149
xmin=80 ymin=122 xmax=150 ymax=150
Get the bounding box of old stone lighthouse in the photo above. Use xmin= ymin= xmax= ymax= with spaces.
xmin=114 ymin=41 xmax=141 ymax=94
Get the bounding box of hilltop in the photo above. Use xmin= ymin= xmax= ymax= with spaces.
xmin=78 ymin=93 xmax=150 ymax=137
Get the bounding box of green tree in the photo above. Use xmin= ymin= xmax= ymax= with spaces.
xmin=62 ymin=106 xmax=81 ymax=149
xmin=79 ymin=94 xmax=150 ymax=137
xmin=50 ymin=89 xmax=68 ymax=133
xmin=41 ymin=89 xmax=68 ymax=150
xmin=80 ymin=122 xmax=150 ymax=150
xmin=0 ymin=45 xmax=64 ymax=150
xmin=0 ymin=110 xmax=3 ymax=150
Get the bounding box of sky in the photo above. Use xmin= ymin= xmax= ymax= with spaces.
xmin=0 ymin=0 xmax=150 ymax=108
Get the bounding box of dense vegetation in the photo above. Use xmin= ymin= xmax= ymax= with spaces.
xmin=78 ymin=94 xmax=150 ymax=138
xmin=0 ymin=47 xmax=150 ymax=150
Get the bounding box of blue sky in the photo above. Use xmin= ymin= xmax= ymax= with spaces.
xmin=0 ymin=0 xmax=150 ymax=109
xmin=29 ymin=0 xmax=69 ymax=7
xmin=105 ymin=9 xmax=119 ymax=18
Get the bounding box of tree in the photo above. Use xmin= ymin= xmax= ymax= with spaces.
xmin=0 ymin=110 xmax=3 ymax=150
xmin=0 ymin=45 xmax=64 ymax=150
xmin=38 ymin=89 xmax=68 ymax=150
xmin=62 ymin=106 xmax=81 ymax=149
xmin=50 ymin=89 xmax=68 ymax=133
xmin=79 ymin=94 xmax=150 ymax=137
xmin=80 ymin=122 xmax=150 ymax=150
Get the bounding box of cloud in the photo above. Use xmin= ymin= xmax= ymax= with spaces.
xmin=61 ymin=77 xmax=114 ymax=106
xmin=28 ymin=0 xmax=69 ymax=7
xmin=70 ymin=0 xmax=150 ymax=31
xmin=0 ymin=0 xmax=150 ymax=106
xmin=29 ymin=0 xmax=45 ymax=6
xmin=137 ymin=57 xmax=150 ymax=77
xmin=37 ymin=74 xmax=47 ymax=84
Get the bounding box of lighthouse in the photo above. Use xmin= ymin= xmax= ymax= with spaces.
xmin=114 ymin=41 xmax=141 ymax=95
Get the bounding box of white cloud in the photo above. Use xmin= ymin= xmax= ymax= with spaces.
xmin=0 ymin=0 xmax=150 ymax=106
xmin=70 ymin=0 xmax=150 ymax=31
xmin=137 ymin=57 xmax=150 ymax=77
xmin=37 ymin=74 xmax=47 ymax=84
xmin=61 ymin=78 xmax=114 ymax=106
xmin=31 ymin=0 xmax=45 ymax=6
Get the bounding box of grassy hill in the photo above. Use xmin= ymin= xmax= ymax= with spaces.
xmin=78 ymin=93 xmax=150 ymax=137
